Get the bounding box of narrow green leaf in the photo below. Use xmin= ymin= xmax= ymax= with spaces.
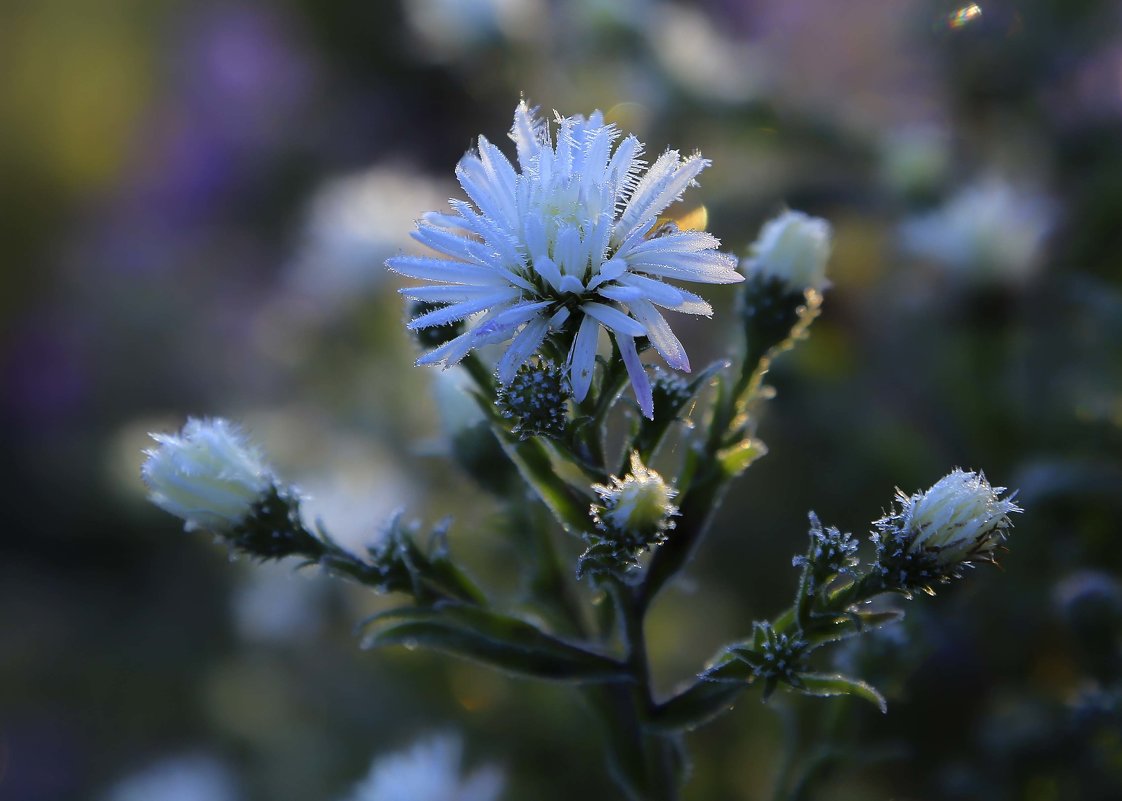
xmin=495 ymin=433 xmax=593 ymax=534
xmin=359 ymin=605 xmax=627 ymax=683
xmin=652 ymin=680 xmax=748 ymax=731
xmin=697 ymin=648 xmax=756 ymax=684
xmin=805 ymin=608 xmax=904 ymax=650
xmin=795 ymin=672 xmax=887 ymax=713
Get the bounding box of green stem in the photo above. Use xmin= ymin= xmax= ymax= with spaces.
xmin=597 ymin=579 xmax=683 ymax=801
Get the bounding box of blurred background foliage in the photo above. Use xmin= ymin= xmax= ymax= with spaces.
xmin=2 ymin=0 xmax=1122 ymax=799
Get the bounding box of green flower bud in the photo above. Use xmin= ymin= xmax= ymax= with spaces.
xmin=495 ymin=360 xmax=570 ymax=440
xmin=580 ymin=453 xmax=679 ymax=581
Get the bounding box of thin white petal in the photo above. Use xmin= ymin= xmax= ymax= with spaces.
xmin=630 ymin=251 xmax=743 ymax=284
xmin=568 ymin=313 xmax=600 ymax=402
xmin=612 ymin=273 xmax=684 ymax=306
xmin=474 ymin=301 xmax=552 ymax=340
xmin=616 ymin=152 xmax=709 ymax=242
xmin=628 ymin=297 xmax=690 ymax=372
xmin=596 ymin=284 xmax=645 ymax=304
xmin=533 ymin=255 xmax=564 ymax=293
xmin=617 ymin=273 xmax=714 ymax=315
xmin=618 ymin=334 xmax=654 ymax=419
xmin=559 ymin=275 xmax=585 ymax=294
xmin=407 ymin=290 xmax=519 ymax=329
xmin=618 ymin=229 xmax=722 ymax=259
xmin=415 ymin=329 xmax=478 ymax=368
xmin=511 ymin=101 xmax=544 ymax=170
xmin=496 ymin=316 xmax=550 ymax=384
xmin=399 ymin=284 xmax=514 ymax=303
xmin=582 ymin=302 xmax=646 ymax=338
xmin=387 ymin=255 xmax=503 ymax=286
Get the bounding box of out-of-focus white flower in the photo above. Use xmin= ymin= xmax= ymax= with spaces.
xmin=647 ymin=3 xmax=766 ymax=103
xmin=343 ymin=734 xmax=504 ymax=801
xmin=101 ymin=754 xmax=241 ymax=801
xmin=873 ymin=469 xmax=1021 ymax=588
xmin=142 ymin=418 xmax=273 ymax=533
xmin=286 ymin=165 xmax=451 ymax=310
xmin=742 ymin=210 xmax=832 ymax=293
xmin=388 ymin=100 xmax=742 ymax=419
xmin=592 ymin=452 xmax=678 ymax=543
xmin=404 ymin=0 xmax=543 ymax=59
xmin=897 ymin=176 xmax=1056 ymax=284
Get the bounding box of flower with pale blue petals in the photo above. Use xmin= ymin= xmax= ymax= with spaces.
xmin=387 ymin=101 xmax=742 ymax=418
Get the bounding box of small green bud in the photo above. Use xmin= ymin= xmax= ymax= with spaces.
xmin=495 ymin=360 xmax=570 ymax=440
xmin=793 ymin=512 xmax=860 ymax=595
xmin=580 ymin=453 xmax=678 ymax=581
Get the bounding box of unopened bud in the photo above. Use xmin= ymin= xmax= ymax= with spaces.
xmin=872 ymin=469 xmax=1021 ymax=593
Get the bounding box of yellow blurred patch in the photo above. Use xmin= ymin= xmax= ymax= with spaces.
xmin=0 ymin=1 xmax=154 ymax=191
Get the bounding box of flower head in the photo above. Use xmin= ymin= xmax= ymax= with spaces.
xmin=142 ymin=418 xmax=273 ymax=533
xmin=388 ymin=101 xmax=742 ymax=418
xmin=742 ymin=209 xmax=832 ymax=293
xmin=872 ymin=469 xmax=1021 ymax=592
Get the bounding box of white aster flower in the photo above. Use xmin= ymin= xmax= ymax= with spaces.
xmin=387 ymin=100 xmax=743 ymax=419
xmin=742 ymin=209 xmax=832 ymax=293
xmin=343 ymin=734 xmax=504 ymax=801
xmin=142 ymin=418 xmax=273 ymax=533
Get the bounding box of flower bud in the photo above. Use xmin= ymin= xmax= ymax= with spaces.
xmin=872 ymin=469 xmax=1021 ymax=593
xmin=742 ymin=210 xmax=831 ymax=293
xmin=142 ymin=418 xmax=273 ymax=533
xmin=793 ymin=512 xmax=859 ymax=595
xmin=592 ymin=452 xmax=678 ymax=545
xmin=580 ymin=453 xmax=678 ymax=581
xmin=495 ymin=359 xmax=570 ymax=440
xmin=142 ymin=418 xmax=322 ymax=560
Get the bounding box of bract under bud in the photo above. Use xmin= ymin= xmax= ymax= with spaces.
xmin=742 ymin=210 xmax=831 ymax=293
xmin=142 ymin=418 xmax=273 ymax=533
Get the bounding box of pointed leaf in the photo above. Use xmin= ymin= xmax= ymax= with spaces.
xmin=795 ymin=672 xmax=887 ymax=713
xmin=805 ymin=608 xmax=904 ymax=650
xmin=495 ymin=433 xmax=594 ymax=534
xmin=360 ymin=605 xmax=627 ymax=683
xmin=652 ymin=680 xmax=748 ymax=731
